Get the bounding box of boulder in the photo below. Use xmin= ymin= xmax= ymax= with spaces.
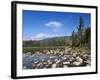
xmin=73 ymin=57 xmax=83 ymax=66
xmin=63 ymin=61 xmax=70 ymax=65
xmin=52 ymin=63 xmax=57 ymax=68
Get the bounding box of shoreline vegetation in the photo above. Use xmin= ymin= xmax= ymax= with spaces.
xmin=23 ymin=46 xmax=90 ymax=55
xmin=23 ymin=17 xmax=91 ymax=69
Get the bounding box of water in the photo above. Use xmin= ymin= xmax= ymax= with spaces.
xmin=22 ymin=52 xmax=91 ymax=69
xmin=22 ymin=53 xmax=64 ymax=69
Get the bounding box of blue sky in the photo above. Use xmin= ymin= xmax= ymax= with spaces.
xmin=22 ymin=10 xmax=90 ymax=40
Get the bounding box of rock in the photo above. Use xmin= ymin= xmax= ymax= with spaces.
xmin=54 ymin=59 xmax=58 ymax=62
xmin=50 ymin=56 xmax=55 ymax=59
xmin=73 ymin=57 xmax=83 ymax=66
xmin=23 ymin=49 xmax=91 ymax=69
xmin=56 ymin=49 xmax=60 ymax=53
xmin=43 ymin=61 xmax=48 ymax=65
xmin=73 ymin=61 xmax=81 ymax=66
xmin=23 ymin=66 xmax=27 ymax=69
xmin=63 ymin=61 xmax=70 ymax=65
xmin=85 ymin=60 xmax=91 ymax=65
xmin=59 ymin=51 xmax=64 ymax=55
xmin=72 ymin=52 xmax=78 ymax=57
xmin=36 ymin=51 xmax=41 ymax=54
xmin=54 ymin=51 xmax=57 ymax=55
xmin=27 ymin=52 xmax=32 ymax=55
xmin=46 ymin=51 xmax=50 ymax=54
xmin=50 ymin=50 xmax=53 ymax=54
xmin=86 ymin=64 xmax=91 ymax=66
xmin=52 ymin=63 xmax=57 ymax=68
xmin=76 ymin=57 xmax=83 ymax=63
xmin=56 ymin=60 xmax=61 ymax=64
xmin=70 ymin=56 xmax=75 ymax=60
xmin=69 ymin=59 xmax=73 ymax=62
xmin=65 ymin=49 xmax=69 ymax=52
xmin=34 ymin=61 xmax=39 ymax=64
xmin=62 ymin=57 xmax=67 ymax=60
xmin=63 ymin=65 xmax=68 ymax=68
xmin=36 ymin=63 xmax=43 ymax=69
xmin=83 ymin=54 xmax=90 ymax=60
xmin=32 ymin=63 xmax=36 ymax=68
xmin=47 ymin=60 xmax=52 ymax=65
xmin=46 ymin=64 xmax=52 ymax=68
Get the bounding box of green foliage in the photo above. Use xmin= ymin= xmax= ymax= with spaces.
xmin=77 ymin=17 xmax=85 ymax=46
xmin=84 ymin=27 xmax=91 ymax=48
xmin=71 ymin=31 xmax=77 ymax=47
xmin=71 ymin=16 xmax=91 ymax=48
xmin=23 ymin=46 xmax=65 ymax=54
xmin=23 ymin=40 xmax=33 ymax=47
xmin=23 ymin=36 xmax=71 ymax=47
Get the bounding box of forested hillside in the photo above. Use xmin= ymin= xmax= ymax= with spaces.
xmin=23 ymin=36 xmax=71 ymax=47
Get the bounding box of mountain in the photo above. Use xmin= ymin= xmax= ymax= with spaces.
xmin=23 ymin=36 xmax=71 ymax=47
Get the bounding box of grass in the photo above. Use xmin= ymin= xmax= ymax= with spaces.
xmin=23 ymin=46 xmax=65 ymax=54
xmin=23 ymin=46 xmax=90 ymax=55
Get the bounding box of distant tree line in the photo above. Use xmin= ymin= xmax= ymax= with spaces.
xmin=23 ymin=37 xmax=71 ymax=47
xmin=71 ymin=17 xmax=91 ymax=48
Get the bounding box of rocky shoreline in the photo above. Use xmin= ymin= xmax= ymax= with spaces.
xmin=23 ymin=48 xmax=91 ymax=69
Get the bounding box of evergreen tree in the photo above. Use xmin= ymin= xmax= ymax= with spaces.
xmin=71 ymin=16 xmax=85 ymax=47
xmin=71 ymin=31 xmax=76 ymax=47
xmin=84 ymin=27 xmax=91 ymax=47
xmin=77 ymin=16 xmax=85 ymax=46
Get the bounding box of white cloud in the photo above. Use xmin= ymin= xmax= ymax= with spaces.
xmin=45 ymin=21 xmax=62 ymax=28
xmin=45 ymin=21 xmax=63 ymax=32
xmin=31 ymin=33 xmax=62 ymax=40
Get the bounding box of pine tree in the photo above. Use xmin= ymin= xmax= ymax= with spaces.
xmin=77 ymin=16 xmax=85 ymax=46
xmin=84 ymin=27 xmax=91 ymax=47
xmin=71 ymin=31 xmax=77 ymax=47
xmin=71 ymin=16 xmax=85 ymax=47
